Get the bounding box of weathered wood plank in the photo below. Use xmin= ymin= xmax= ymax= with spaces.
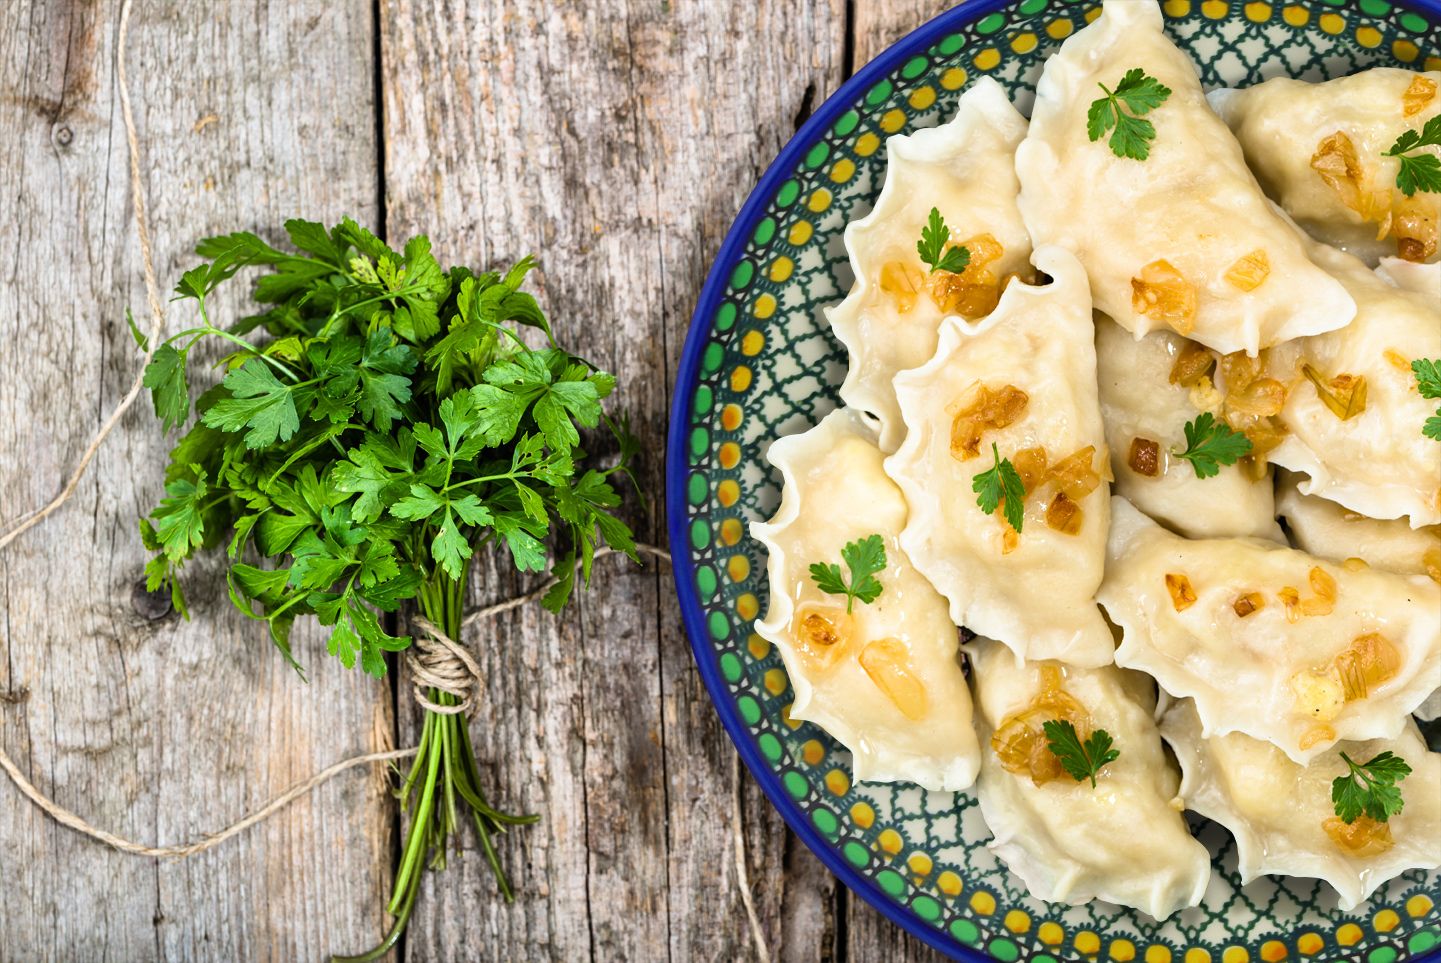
xmin=380 ymin=0 xmax=844 ymax=959
xmin=853 ymin=0 xmax=940 ymax=71
xmin=0 ymin=1 xmax=392 ymax=959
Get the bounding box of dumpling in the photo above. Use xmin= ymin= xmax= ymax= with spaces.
xmin=1276 ymin=469 xmax=1441 ymax=581
xmin=829 ymin=77 xmax=1032 ymax=453
xmin=968 ymin=636 xmax=1210 ymax=919
xmin=1277 ymin=468 xmax=1441 ymax=724
xmin=1096 ymin=314 xmax=1282 ymax=540
xmin=1376 ymin=253 xmax=1441 ymax=294
xmin=887 ymin=246 xmax=1114 ymax=667
xmin=1100 ymin=496 xmax=1441 ymax=764
xmin=1161 ymin=697 xmax=1441 ymax=910
xmin=1210 ymin=68 xmax=1441 ymax=265
xmin=1016 ymin=0 xmax=1355 ymax=355
xmin=752 ymin=408 xmax=980 ymax=790
xmin=1265 ymin=240 xmax=1441 ymax=527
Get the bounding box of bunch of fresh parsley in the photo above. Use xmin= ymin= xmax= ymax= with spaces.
xmin=136 ymin=218 xmax=638 ymax=960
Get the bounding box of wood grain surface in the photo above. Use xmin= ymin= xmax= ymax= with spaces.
xmin=0 ymin=1 xmax=948 ymax=960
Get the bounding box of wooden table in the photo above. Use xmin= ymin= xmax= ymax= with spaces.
xmin=0 ymin=1 xmax=949 ymax=958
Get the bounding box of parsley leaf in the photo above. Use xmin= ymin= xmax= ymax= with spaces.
xmin=1087 ymin=68 xmax=1172 ymax=161
xmin=808 ymin=534 xmax=887 ymax=614
xmin=1172 ymin=412 xmax=1252 ymax=479
xmin=1043 ymin=719 xmax=1120 ymax=789
xmin=148 ymin=466 xmax=210 ymax=562
xmin=916 ymin=207 xmax=971 ymax=275
xmin=143 ymin=344 xmax=191 ymax=432
xmin=972 ymin=442 xmax=1026 ymax=533
xmin=1332 ymin=751 xmax=1412 ymax=824
xmin=202 ymin=358 xmax=302 ymax=448
xmin=1384 ymin=115 xmax=1441 ymax=197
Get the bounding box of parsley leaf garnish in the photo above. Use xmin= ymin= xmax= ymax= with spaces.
xmin=1087 ymin=68 xmax=1172 ymax=161
xmin=1384 ymin=115 xmax=1441 ymax=197
xmin=1172 ymin=412 xmax=1253 ymax=479
xmin=1412 ymin=358 xmax=1441 ymax=442
xmin=973 ymin=442 xmax=1025 ymax=533
xmin=808 ymin=534 xmax=887 ymax=614
xmin=1332 ymin=751 xmax=1413 ymax=824
xmin=916 ymin=207 xmax=972 ymax=275
xmin=1042 ymin=719 xmax=1120 ymax=789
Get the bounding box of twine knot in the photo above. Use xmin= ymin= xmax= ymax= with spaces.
xmin=407 ymin=618 xmax=484 ymax=715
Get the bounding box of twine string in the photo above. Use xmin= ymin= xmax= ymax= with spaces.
xmin=407 ymin=618 xmax=483 ymax=715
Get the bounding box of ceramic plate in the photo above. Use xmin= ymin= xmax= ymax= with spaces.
xmin=667 ymin=2 xmax=1441 ymax=961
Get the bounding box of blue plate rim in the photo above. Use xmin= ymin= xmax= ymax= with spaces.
xmin=665 ymin=1 xmax=1441 ymax=961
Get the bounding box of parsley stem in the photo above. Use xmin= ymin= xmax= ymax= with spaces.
xmin=390 ymin=713 xmax=442 ymax=910
xmin=318 ymin=282 xmax=434 ymax=339
xmin=443 ymin=469 xmax=524 ymax=492
xmin=328 ymin=856 xmax=422 ymax=963
xmin=163 ymin=323 xmax=300 ymax=380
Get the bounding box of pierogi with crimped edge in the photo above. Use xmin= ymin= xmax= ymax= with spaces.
xmin=968 ymin=636 xmax=1211 ymax=920
xmin=1266 ymin=239 xmax=1441 ymax=527
xmin=751 ymin=408 xmax=980 ymax=791
xmin=1160 ymin=697 xmax=1441 ymax=909
xmin=828 ymin=76 xmax=1031 ymax=454
xmin=886 ymin=246 xmax=1113 ymax=668
xmin=1100 ymin=497 xmax=1441 ymax=765
xmin=1277 ymin=469 xmax=1441 ymax=582
xmin=1210 ymin=68 xmax=1441 ymax=266
xmin=1096 ymin=314 xmax=1282 ymax=541
xmin=1016 ymin=0 xmax=1355 ymax=355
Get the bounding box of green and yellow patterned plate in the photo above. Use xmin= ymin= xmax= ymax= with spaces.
xmin=666 ymin=2 xmax=1441 ymax=961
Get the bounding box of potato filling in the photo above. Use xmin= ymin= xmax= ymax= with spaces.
xmin=1404 ymin=75 xmax=1438 ymax=116
xmin=1131 ymin=259 xmax=1197 ymax=334
xmin=1224 ymin=249 xmax=1271 ymax=292
xmin=1165 ymin=573 xmax=1197 ymax=612
xmin=1323 ymin=813 xmax=1395 ymax=857
xmin=1291 ymin=668 xmax=1345 ymax=721
xmin=858 ymin=638 xmax=928 ymax=720
xmin=950 ymin=384 xmax=1029 ymax=461
xmin=990 ymin=665 xmax=1093 ymax=786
